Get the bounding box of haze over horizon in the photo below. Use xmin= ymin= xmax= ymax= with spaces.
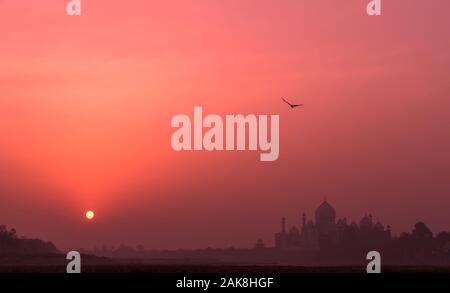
xmin=1 ymin=0 xmax=450 ymax=250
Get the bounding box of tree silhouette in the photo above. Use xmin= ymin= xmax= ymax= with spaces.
xmin=0 ymin=225 xmax=58 ymax=254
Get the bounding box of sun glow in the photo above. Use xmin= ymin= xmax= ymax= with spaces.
xmin=85 ymin=210 xmax=95 ymax=220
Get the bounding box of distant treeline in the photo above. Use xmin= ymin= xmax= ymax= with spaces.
xmin=81 ymin=222 xmax=450 ymax=266
xmin=0 ymin=225 xmax=59 ymax=254
xmin=320 ymin=222 xmax=450 ymax=266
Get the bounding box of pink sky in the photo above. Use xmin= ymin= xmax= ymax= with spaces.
xmin=0 ymin=0 xmax=449 ymax=250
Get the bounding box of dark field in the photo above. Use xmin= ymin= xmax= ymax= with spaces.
xmin=1 ymin=264 xmax=450 ymax=273
xmin=1 ymin=253 xmax=449 ymax=273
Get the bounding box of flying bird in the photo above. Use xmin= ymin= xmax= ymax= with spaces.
xmin=282 ymin=98 xmax=303 ymax=109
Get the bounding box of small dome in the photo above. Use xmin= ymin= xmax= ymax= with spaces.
xmin=360 ymin=214 xmax=373 ymax=229
xmin=315 ymin=200 xmax=336 ymax=224
xmin=337 ymin=218 xmax=347 ymax=226
xmin=289 ymin=226 xmax=300 ymax=236
xmin=374 ymin=221 xmax=384 ymax=231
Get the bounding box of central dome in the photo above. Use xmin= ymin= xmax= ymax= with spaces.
xmin=315 ymin=200 xmax=336 ymax=224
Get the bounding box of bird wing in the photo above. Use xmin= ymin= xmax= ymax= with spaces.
xmin=282 ymin=98 xmax=304 ymax=108
xmin=281 ymin=97 xmax=293 ymax=106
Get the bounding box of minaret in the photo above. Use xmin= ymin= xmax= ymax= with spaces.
xmin=281 ymin=217 xmax=286 ymax=234
xmin=302 ymin=213 xmax=306 ymax=228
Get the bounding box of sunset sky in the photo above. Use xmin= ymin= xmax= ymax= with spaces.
xmin=0 ymin=0 xmax=449 ymax=250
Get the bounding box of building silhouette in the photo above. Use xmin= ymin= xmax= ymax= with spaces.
xmin=275 ymin=199 xmax=391 ymax=252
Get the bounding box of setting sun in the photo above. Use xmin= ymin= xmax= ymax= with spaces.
xmin=85 ymin=211 xmax=95 ymax=220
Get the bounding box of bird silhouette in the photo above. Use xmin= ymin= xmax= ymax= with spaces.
xmin=282 ymin=98 xmax=303 ymax=109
